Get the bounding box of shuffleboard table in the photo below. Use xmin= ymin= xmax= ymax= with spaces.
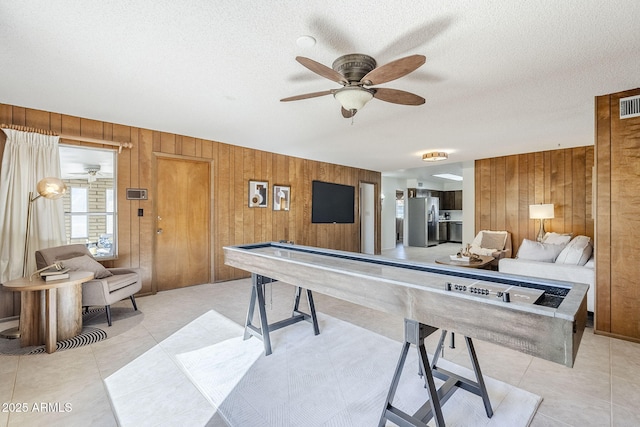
xmin=224 ymin=242 xmax=588 ymax=426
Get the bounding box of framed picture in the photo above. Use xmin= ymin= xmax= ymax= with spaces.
xmin=273 ymin=185 xmax=291 ymax=211
xmin=248 ymin=180 xmax=268 ymax=207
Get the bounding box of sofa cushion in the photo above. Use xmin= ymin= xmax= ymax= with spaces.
xmin=480 ymin=231 xmax=507 ymax=250
xmin=63 ymin=255 xmax=113 ymax=279
xmin=516 ymin=239 xmax=566 ymax=262
xmin=555 ymin=236 xmax=593 ymax=266
xmin=542 ymin=232 xmax=573 ymax=245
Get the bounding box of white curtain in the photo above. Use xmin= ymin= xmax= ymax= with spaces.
xmin=0 ymin=128 xmax=66 ymax=283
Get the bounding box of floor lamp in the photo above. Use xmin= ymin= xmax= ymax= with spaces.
xmin=529 ymin=203 xmax=555 ymax=242
xmin=0 ymin=177 xmax=67 ymax=339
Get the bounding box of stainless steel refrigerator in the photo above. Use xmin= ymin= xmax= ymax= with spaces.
xmin=407 ymin=197 xmax=439 ymax=247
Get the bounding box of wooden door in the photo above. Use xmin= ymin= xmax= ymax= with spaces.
xmin=155 ymin=157 xmax=210 ymax=291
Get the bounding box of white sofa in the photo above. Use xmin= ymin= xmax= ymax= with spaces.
xmin=498 ymin=234 xmax=595 ymax=312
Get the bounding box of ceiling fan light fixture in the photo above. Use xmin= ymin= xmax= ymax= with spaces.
xmin=333 ymin=87 xmax=374 ymax=112
xmin=84 ymin=165 xmax=101 ymax=183
xmin=422 ymin=152 xmax=448 ymax=162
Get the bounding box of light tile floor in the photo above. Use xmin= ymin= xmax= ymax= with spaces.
xmin=0 ymin=243 xmax=638 ymax=426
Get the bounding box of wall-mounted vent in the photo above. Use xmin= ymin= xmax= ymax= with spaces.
xmin=620 ymin=95 xmax=640 ymax=119
xmin=126 ymin=188 xmax=148 ymax=200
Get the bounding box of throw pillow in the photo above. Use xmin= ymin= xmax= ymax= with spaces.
xmin=480 ymin=231 xmax=507 ymax=250
xmin=542 ymin=232 xmax=573 ymax=245
xmin=555 ymin=236 xmax=593 ymax=265
xmin=62 ymin=255 xmax=113 ymax=279
xmin=516 ymin=239 xmax=566 ymax=262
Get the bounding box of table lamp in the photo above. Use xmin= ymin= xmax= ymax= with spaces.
xmin=529 ymin=204 xmax=554 ymax=242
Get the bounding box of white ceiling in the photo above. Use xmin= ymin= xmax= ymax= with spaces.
xmin=2 ymin=1 xmax=639 ymax=181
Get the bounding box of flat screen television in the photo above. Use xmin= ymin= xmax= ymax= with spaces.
xmin=311 ymin=180 xmax=355 ymax=224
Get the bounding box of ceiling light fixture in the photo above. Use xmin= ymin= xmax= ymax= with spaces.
xmin=333 ymin=87 xmax=375 ymax=113
xmin=422 ymin=152 xmax=448 ymax=162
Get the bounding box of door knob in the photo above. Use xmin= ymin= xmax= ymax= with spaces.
xmin=157 ymin=228 xmax=163 ymax=234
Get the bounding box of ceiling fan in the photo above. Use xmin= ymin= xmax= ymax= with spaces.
xmin=68 ymin=165 xmax=104 ymax=184
xmin=280 ymin=53 xmax=426 ymax=118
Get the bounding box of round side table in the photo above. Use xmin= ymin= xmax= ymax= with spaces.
xmin=2 ymin=271 xmax=95 ymax=353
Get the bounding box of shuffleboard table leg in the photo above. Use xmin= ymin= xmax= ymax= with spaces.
xmin=243 ymin=273 xmax=273 ymax=355
xmin=244 ymin=274 xmax=320 ymax=356
xmin=465 ymin=336 xmax=493 ymax=418
xmin=291 ymin=286 xmax=320 ymax=336
xmin=380 ymin=321 xmax=493 ymax=426
xmin=379 ymin=319 xmax=442 ymax=427
xmin=305 ymin=289 xmax=320 ymax=335
xmin=243 ymin=275 xmax=258 ymax=341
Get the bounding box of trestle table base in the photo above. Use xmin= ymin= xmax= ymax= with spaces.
xmin=379 ymin=319 xmax=493 ymax=427
xmin=244 ymin=273 xmax=320 ymax=356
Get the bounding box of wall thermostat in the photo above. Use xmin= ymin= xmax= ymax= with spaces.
xmin=126 ymin=188 xmax=148 ymax=200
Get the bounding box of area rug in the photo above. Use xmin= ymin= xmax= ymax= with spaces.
xmin=173 ymin=312 xmax=542 ymax=427
xmin=0 ymin=306 xmax=143 ymax=355
xmin=103 ymin=310 xmax=541 ymax=426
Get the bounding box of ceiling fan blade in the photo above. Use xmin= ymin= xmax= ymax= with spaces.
xmin=373 ymin=88 xmax=425 ymax=105
xmin=341 ymin=107 xmax=357 ymax=118
xmin=296 ymin=57 xmax=348 ymax=85
xmin=280 ymin=90 xmax=334 ymax=102
xmin=361 ymin=54 xmax=426 ymax=85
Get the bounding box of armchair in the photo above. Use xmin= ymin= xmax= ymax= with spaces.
xmin=35 ymin=244 xmax=141 ymax=326
xmin=469 ymin=230 xmax=512 ymax=268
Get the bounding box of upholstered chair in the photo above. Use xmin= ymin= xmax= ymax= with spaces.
xmin=469 ymin=230 xmax=513 ymax=268
xmin=35 ymin=244 xmax=141 ymax=326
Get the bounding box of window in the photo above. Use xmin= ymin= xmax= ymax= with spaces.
xmin=70 ymin=187 xmax=88 ymax=239
xmin=106 ymin=189 xmax=114 ymax=234
xmin=396 ymin=198 xmax=404 ymax=219
xmin=60 ymin=145 xmax=117 ymax=259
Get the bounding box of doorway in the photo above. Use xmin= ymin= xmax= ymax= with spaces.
xmin=360 ymin=182 xmax=375 ymax=254
xmin=396 ymin=190 xmax=404 ymax=244
xmin=154 ymin=157 xmax=211 ymax=291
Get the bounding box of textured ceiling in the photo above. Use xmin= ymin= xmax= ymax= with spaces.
xmin=1 ymin=1 xmax=639 ymax=180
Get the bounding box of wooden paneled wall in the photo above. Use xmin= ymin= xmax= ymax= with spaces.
xmin=475 ymin=147 xmax=594 ymax=254
xmin=0 ymin=103 xmax=380 ymax=318
xmin=595 ymin=88 xmax=640 ymax=342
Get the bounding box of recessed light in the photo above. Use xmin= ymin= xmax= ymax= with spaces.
xmin=296 ymin=35 xmax=316 ymax=48
xmin=433 ymin=173 xmax=463 ymax=181
xmin=422 ymin=152 xmax=448 ymax=162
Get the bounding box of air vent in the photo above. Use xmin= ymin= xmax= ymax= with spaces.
xmin=126 ymin=188 xmax=148 ymax=200
xmin=620 ymin=95 xmax=640 ymax=119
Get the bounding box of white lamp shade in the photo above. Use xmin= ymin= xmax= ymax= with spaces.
xmin=529 ymin=203 xmax=554 ymax=219
xmin=334 ymin=88 xmax=374 ymax=111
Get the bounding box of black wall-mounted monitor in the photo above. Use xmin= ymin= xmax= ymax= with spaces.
xmin=311 ymin=180 xmax=355 ymax=224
